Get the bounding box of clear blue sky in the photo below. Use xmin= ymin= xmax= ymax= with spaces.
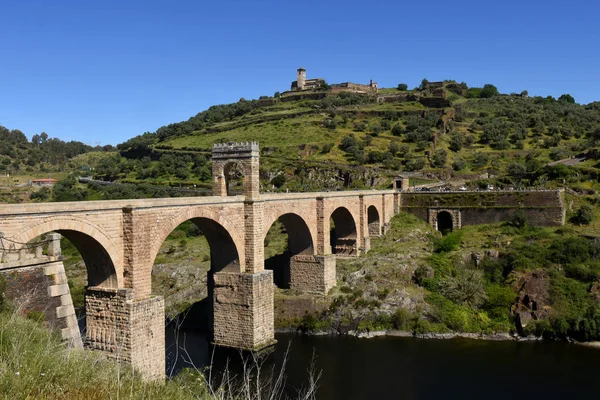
xmin=1 ymin=0 xmax=598 ymax=145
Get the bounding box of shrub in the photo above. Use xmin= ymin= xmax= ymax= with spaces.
xmin=438 ymin=269 xmax=487 ymax=308
xmin=433 ymin=231 xmax=463 ymax=253
xmin=452 ymin=158 xmax=466 ymax=171
xmin=397 ymin=83 xmax=408 ymax=91
xmin=321 ymin=142 xmax=334 ymax=154
xmin=571 ymin=204 xmax=594 ymax=225
xmin=391 ymin=123 xmax=404 ymax=136
xmin=271 ymin=174 xmax=286 ymax=188
xmin=431 ymin=149 xmax=447 ymax=168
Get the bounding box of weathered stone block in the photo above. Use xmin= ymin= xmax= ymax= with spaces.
xmin=290 ymin=254 xmax=336 ymax=294
xmin=213 ymin=271 xmax=275 ymax=350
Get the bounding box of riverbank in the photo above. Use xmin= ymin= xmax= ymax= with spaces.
xmin=275 ymin=326 xmax=600 ymax=347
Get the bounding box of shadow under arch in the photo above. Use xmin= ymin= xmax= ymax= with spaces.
xmin=330 ymin=207 xmax=357 ymax=256
xmin=13 ymin=223 xmax=120 ymax=289
xmin=367 ymin=205 xmax=381 ymax=236
xmin=57 ymin=230 xmax=118 ymax=288
xmin=264 ymin=213 xmax=314 ymax=288
xmin=437 ymin=211 xmax=454 ymax=234
xmin=155 ymin=217 xmax=241 ymax=275
xmin=155 ymin=217 xmax=242 ymax=374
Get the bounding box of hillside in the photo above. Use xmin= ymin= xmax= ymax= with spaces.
xmin=83 ymin=82 xmax=600 ymax=199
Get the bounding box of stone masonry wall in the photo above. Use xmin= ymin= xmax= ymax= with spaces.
xmin=0 ymin=260 xmax=82 ymax=347
xmin=290 ymin=254 xmax=336 ymax=294
xmin=213 ymin=271 xmax=275 ymax=350
xmin=401 ymin=191 xmax=565 ymax=227
xmin=86 ymin=287 xmax=165 ymax=380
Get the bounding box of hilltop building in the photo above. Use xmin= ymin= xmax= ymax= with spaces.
xmin=290 ymin=67 xmax=378 ymax=94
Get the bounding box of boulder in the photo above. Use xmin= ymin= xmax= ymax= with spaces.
xmin=510 ymin=270 xmax=552 ymax=332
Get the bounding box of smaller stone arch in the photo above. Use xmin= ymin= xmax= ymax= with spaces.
xmin=367 ymin=205 xmax=381 ymax=236
xmin=330 ymin=207 xmax=358 ymax=256
xmin=211 ymin=142 xmax=259 ymax=198
xmin=264 ymin=212 xmax=315 ymax=288
xmin=429 ymin=209 xmax=461 ymax=234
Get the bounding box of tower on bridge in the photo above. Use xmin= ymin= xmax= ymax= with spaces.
xmin=212 ymin=142 xmax=260 ymax=199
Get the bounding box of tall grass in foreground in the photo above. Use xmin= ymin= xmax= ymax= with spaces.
xmin=0 ymin=311 xmax=318 ymax=399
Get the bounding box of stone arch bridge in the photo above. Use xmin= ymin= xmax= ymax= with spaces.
xmin=0 ymin=142 xmax=399 ymax=379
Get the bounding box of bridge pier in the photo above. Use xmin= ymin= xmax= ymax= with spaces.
xmin=289 ymin=254 xmax=336 ymax=294
xmin=213 ymin=271 xmax=275 ymax=350
xmin=85 ymin=287 xmax=165 ymax=380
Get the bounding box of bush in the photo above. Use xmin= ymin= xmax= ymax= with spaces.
xmin=321 ymin=142 xmax=334 ymax=154
xmin=438 ymin=269 xmax=487 ymax=308
xmin=397 ymin=83 xmax=408 ymax=91
xmin=271 ymin=174 xmax=286 ymax=188
xmin=430 ymin=149 xmax=447 ymax=168
xmin=571 ymin=204 xmax=594 ymax=225
xmin=452 ymin=158 xmax=466 ymax=171
xmin=433 ymin=231 xmax=463 ymax=253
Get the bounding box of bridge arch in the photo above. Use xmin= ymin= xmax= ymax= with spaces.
xmin=149 ymin=207 xmax=244 ymax=273
xmin=263 ymin=212 xmax=315 ymax=288
xmin=11 ymin=216 xmax=122 ymax=288
xmin=367 ymin=205 xmax=381 ymax=236
xmin=330 ymin=206 xmax=358 ymax=256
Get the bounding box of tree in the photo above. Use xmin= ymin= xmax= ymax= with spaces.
xmin=273 ymin=91 xmax=281 ymax=98
xmin=420 ymin=78 xmax=429 ymax=90
xmin=452 ymin=158 xmax=466 ymax=171
xmin=397 ymin=83 xmax=408 ymax=91
xmin=449 ymin=132 xmax=464 ymax=152
xmin=558 ymin=94 xmax=575 ymax=104
xmin=271 ymin=174 xmax=286 ymax=188
xmin=480 ymin=84 xmax=499 ymax=98
xmin=388 ymin=141 xmax=400 ymax=156
xmin=571 ymin=205 xmax=594 ymax=225
xmin=431 ymin=149 xmax=447 ymax=168
xmin=391 ymin=123 xmax=403 ymax=137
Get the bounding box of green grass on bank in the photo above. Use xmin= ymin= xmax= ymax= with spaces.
xmin=0 ymin=311 xmax=208 ymax=400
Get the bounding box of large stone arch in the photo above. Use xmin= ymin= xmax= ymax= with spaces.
xmin=263 ymin=212 xmax=315 ymax=288
xmin=330 ymin=206 xmax=358 ymax=256
xmin=149 ymin=206 xmax=245 ymax=273
xmin=11 ymin=216 xmax=122 ymax=288
xmin=262 ymin=208 xmax=317 ymax=255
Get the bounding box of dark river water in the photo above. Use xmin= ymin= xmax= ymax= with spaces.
xmin=165 ymin=328 xmax=600 ymax=400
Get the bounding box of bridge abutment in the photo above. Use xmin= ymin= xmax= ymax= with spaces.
xmin=213 ymin=270 xmax=275 ymax=350
xmin=85 ymin=287 xmax=165 ymax=380
xmin=0 ymin=259 xmax=83 ymax=348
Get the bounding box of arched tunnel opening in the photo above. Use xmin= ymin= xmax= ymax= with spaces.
xmin=330 ymin=207 xmax=357 ymax=256
xmin=437 ymin=211 xmax=454 ymax=235
xmin=264 ymin=213 xmax=314 ymax=289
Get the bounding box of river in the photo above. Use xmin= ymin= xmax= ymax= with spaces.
xmin=166 ymin=328 xmax=600 ymax=399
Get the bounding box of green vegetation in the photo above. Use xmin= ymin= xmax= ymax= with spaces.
xmin=285 ymin=212 xmax=600 ymax=340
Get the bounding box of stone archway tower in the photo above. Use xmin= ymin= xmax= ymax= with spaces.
xmin=210 ymin=141 xmax=275 ymax=351
xmin=212 ymin=142 xmax=260 ymax=199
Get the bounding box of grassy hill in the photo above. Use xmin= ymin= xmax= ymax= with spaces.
xmin=71 ymin=82 xmax=600 ymax=199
